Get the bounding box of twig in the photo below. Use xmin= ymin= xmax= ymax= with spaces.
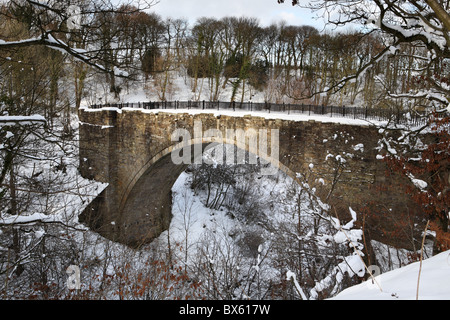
xmin=333 ymin=207 xmax=383 ymax=292
xmin=416 ymin=220 xmax=430 ymax=300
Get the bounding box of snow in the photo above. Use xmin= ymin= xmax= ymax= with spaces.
xmin=411 ymin=178 xmax=428 ymax=191
xmin=0 ymin=212 xmax=67 ymax=225
xmin=286 ymin=271 xmax=308 ymax=300
xmin=113 ymin=66 xmax=129 ymax=77
xmin=333 ymin=207 xmax=361 ymax=244
xmin=80 ymin=105 xmax=382 ymax=127
xmin=0 ymin=34 xmax=130 ymax=78
xmin=407 ymin=173 xmax=428 ymax=191
xmin=0 ymin=114 xmax=46 ymax=126
xmin=161 ymin=171 xmax=229 ymax=248
xmin=331 ymin=250 xmax=450 ymax=300
xmin=0 ymin=37 xmax=40 ymax=46
xmin=335 ymin=154 xmax=346 ymax=163
xmin=383 ymin=20 xmax=447 ymax=52
xmin=353 ymin=143 xmax=364 ymax=152
xmin=0 ymin=115 xmax=107 ymax=230
xmin=153 ymin=154 xmax=380 ymax=299
xmin=349 ymin=207 xmax=357 ymax=220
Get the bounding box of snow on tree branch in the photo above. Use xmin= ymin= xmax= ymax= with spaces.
xmin=0 ymin=114 xmax=46 ymax=126
xmin=0 ymin=0 xmax=157 ymax=79
xmin=0 ymin=33 xmax=130 ymax=78
xmin=279 ymin=0 xmax=450 ymax=112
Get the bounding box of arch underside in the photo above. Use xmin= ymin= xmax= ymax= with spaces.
xmin=117 ymin=141 xmax=292 ymax=247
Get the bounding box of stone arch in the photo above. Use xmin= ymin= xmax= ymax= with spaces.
xmin=117 ymin=136 xmax=294 ymax=247
xmin=118 ymin=133 xmax=292 ymax=214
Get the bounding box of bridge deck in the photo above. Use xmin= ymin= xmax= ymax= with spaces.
xmin=83 ymin=100 xmax=434 ymax=127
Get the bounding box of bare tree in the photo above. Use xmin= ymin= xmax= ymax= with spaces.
xmin=0 ymin=0 xmax=158 ymax=299
xmin=278 ymin=0 xmax=449 ymax=111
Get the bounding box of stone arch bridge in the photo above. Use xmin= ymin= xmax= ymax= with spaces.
xmin=78 ymin=107 xmax=419 ymax=249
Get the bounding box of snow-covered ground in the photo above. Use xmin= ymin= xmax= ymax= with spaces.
xmin=154 ymin=149 xmax=447 ymax=300
xmin=331 ymin=249 xmax=450 ymax=300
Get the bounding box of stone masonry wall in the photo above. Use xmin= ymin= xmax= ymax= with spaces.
xmin=78 ymin=108 xmax=421 ymax=249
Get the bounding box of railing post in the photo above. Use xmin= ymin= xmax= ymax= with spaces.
xmin=202 ymin=100 xmax=205 ymax=110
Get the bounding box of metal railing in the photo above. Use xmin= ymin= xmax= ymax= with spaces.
xmin=88 ymin=100 xmax=429 ymax=126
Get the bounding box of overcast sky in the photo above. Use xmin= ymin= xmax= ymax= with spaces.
xmin=151 ymin=0 xmax=326 ymax=29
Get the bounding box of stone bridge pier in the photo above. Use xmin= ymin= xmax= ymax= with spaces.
xmin=78 ymin=107 xmax=421 ymax=249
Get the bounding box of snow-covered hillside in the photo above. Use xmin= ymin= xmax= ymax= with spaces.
xmin=331 ymin=249 xmax=450 ymax=300
xmin=168 ymin=169 xmax=450 ymax=300
xmin=147 ymin=144 xmax=446 ymax=300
